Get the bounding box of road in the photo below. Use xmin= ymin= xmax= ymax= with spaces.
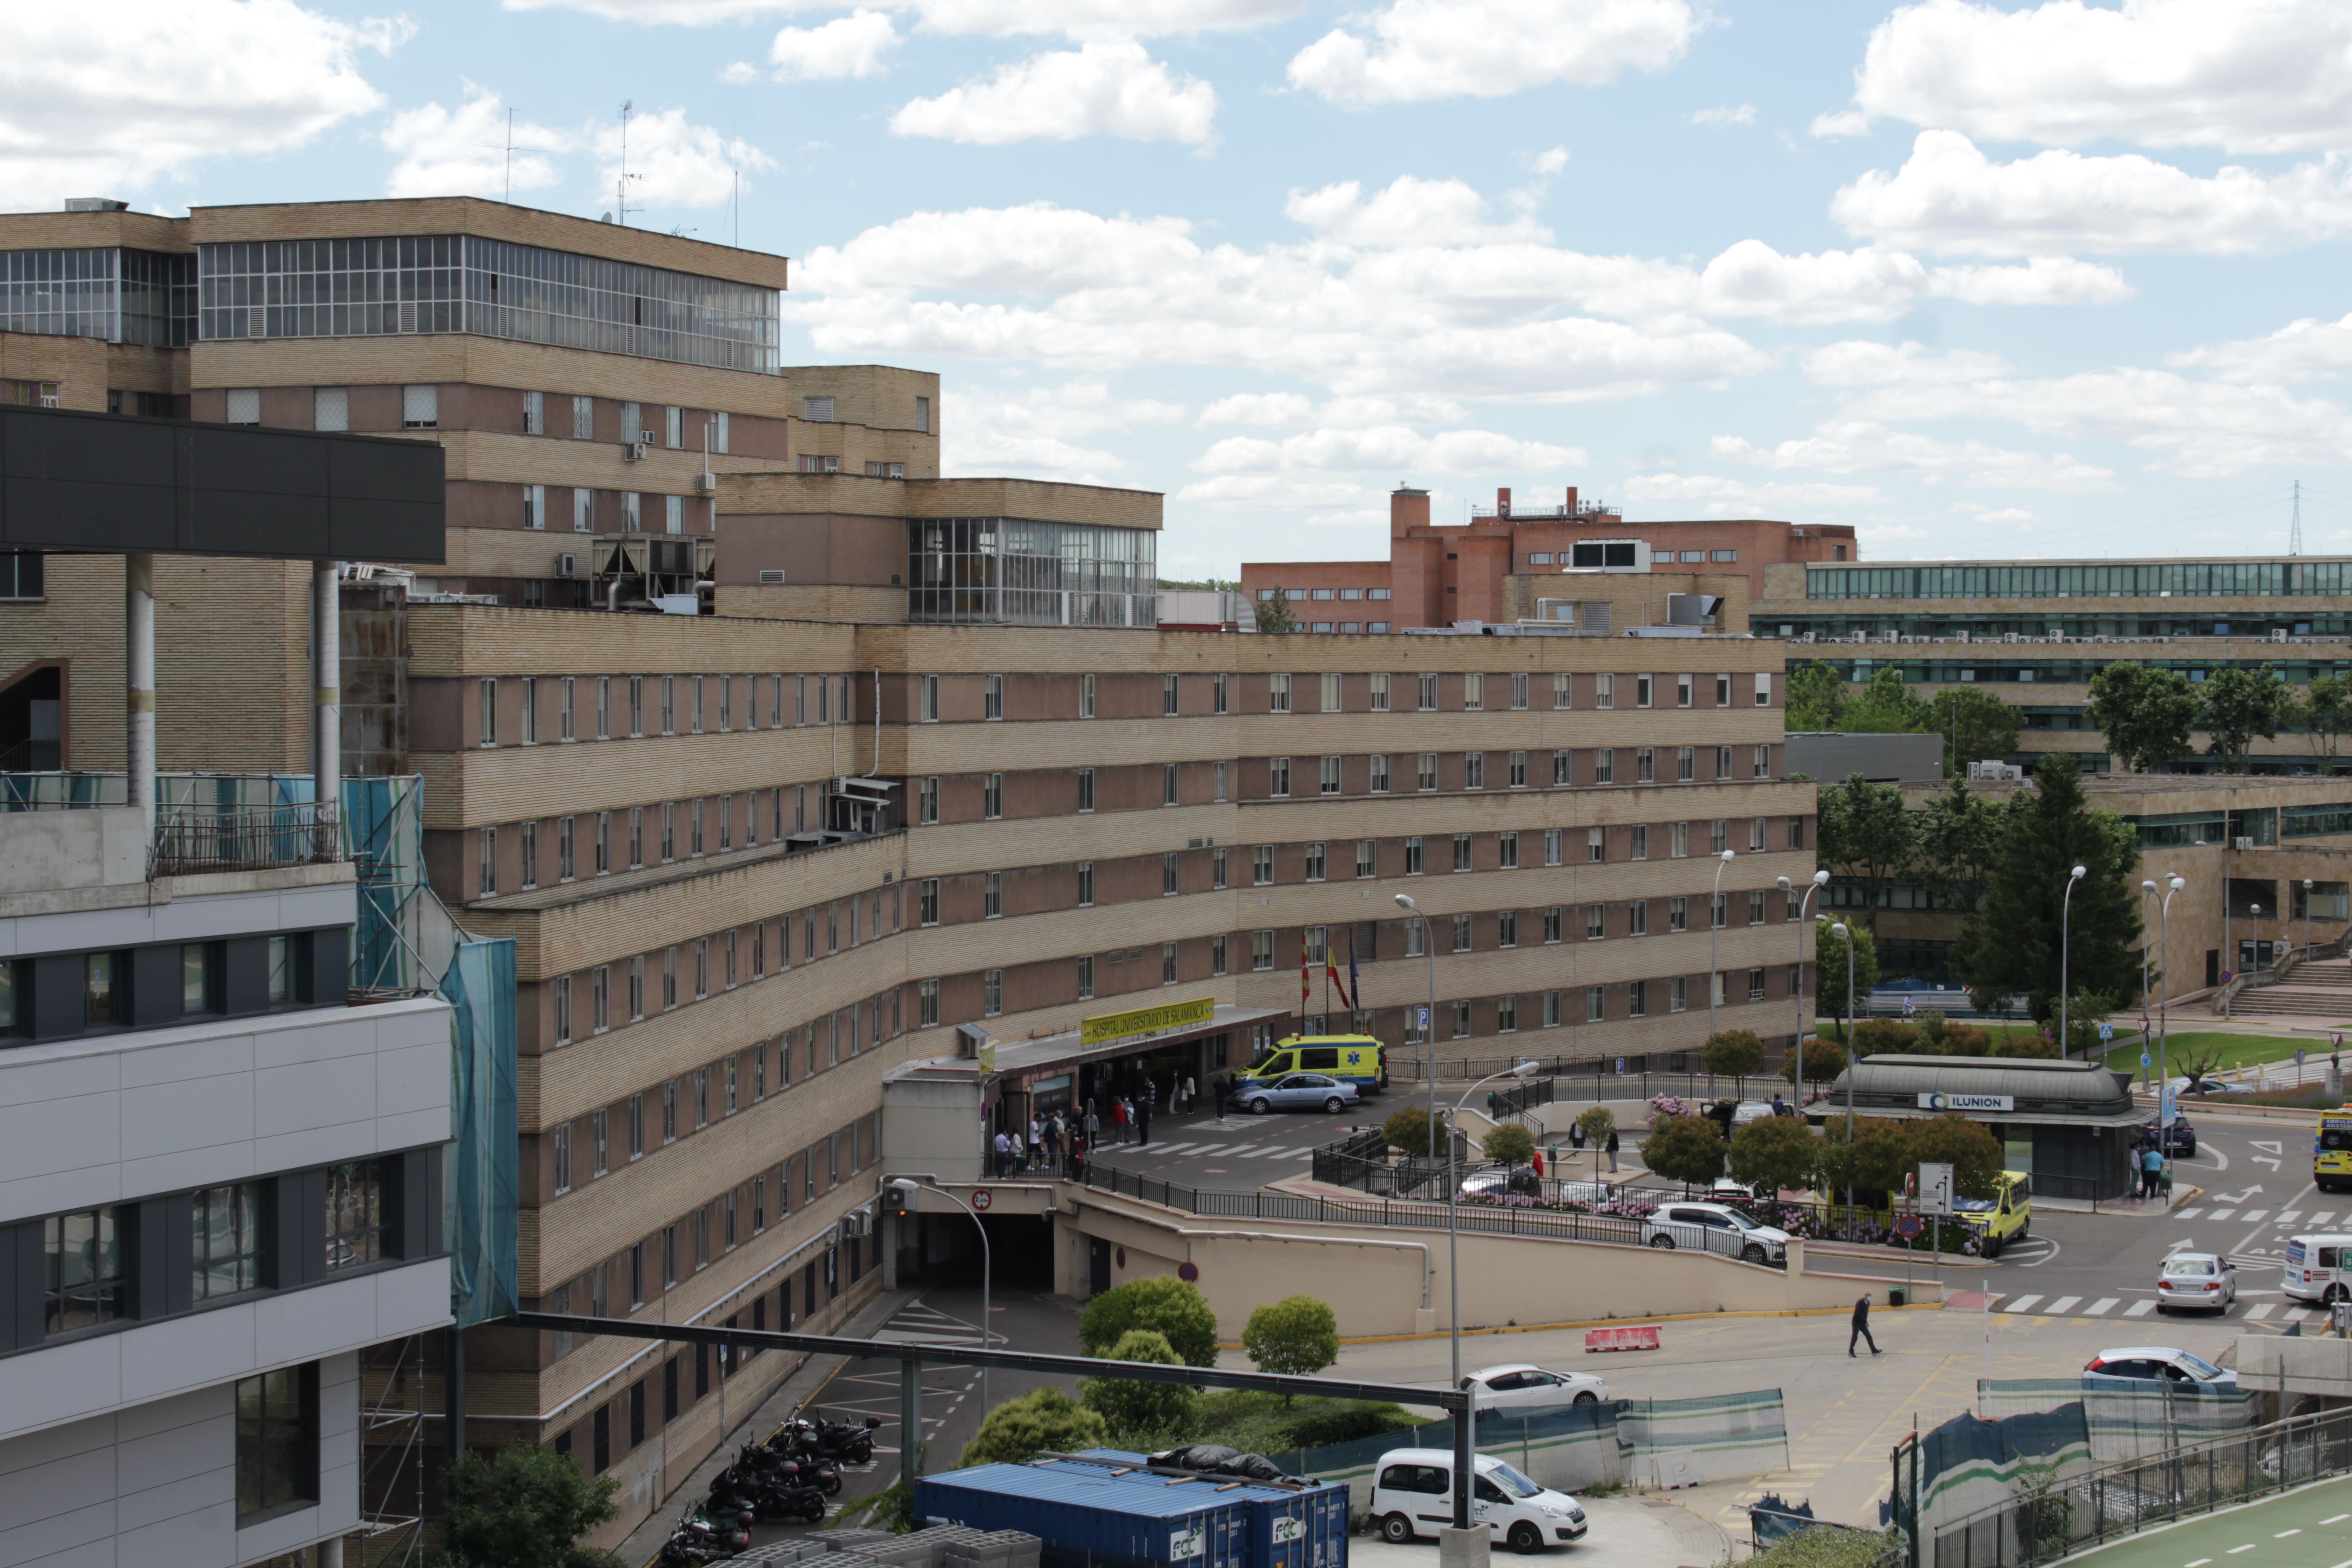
xmin=2063 ymin=1474 xmax=2352 ymax=1568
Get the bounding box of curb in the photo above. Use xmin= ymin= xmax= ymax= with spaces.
xmin=1309 ymin=1298 xmax=1947 ymax=1348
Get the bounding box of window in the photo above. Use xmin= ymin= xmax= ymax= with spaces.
xmin=1253 ymin=845 xmax=1274 ymax=886
xmin=1671 ymin=976 xmax=1690 ymax=1013
xmin=1164 ymin=852 xmax=1180 ymax=896
xmin=984 ymin=773 xmax=1003 ymax=819
xmin=1451 ymin=1000 xmax=1471 ymax=1038
xmin=915 ymin=395 xmax=931 ymax=432
xmin=1498 ymin=911 xmax=1518 ymax=947
xmin=1637 ymin=674 xmax=1653 ymax=708
xmin=1586 ymin=902 xmax=1605 ymax=940
xmin=920 ymin=977 xmax=941 ymax=1025
xmin=1417 ymin=753 xmax=1437 ymax=791
xmin=1749 ymin=889 xmax=1767 ymax=926
xmin=1596 ymin=673 xmax=1615 ymax=709
xmin=236 ymin=1366 xmax=317 ymax=1524
xmin=1552 ymin=672 xmax=1572 ymax=710
xmin=1671 ymin=821 xmax=1689 ymax=858
xmin=1305 ymin=841 xmax=1327 ymax=881
xmin=1587 ymin=985 xmax=1606 ymax=1022
xmin=1451 ymin=913 xmax=1472 ymax=952
xmin=1677 ymin=673 xmax=1694 ymax=708
xmin=1452 ymin=833 xmax=1473 ymax=872
xmin=1497 ymin=995 xmax=1518 ymax=1032
xmin=1370 ymin=672 xmax=1390 ymax=711
xmin=662 ymin=946 xmax=678 ymax=1009
xmin=1629 ymin=980 xmax=1648 ymax=1017
xmin=477 ymin=828 xmax=498 ymax=897
xmin=1418 ymin=673 xmax=1438 ymax=711
xmin=921 ymin=776 xmax=940 ymax=823
xmin=553 ymin=974 xmax=572 ymax=1044
xmin=1356 ymin=838 xmax=1378 ymax=878
xmin=1670 ymin=896 xmax=1689 ymax=933
xmin=1078 ymin=673 xmax=1097 ymax=718
xmin=919 ymin=878 xmax=940 ymax=926
xmin=1316 ymin=755 xmax=1341 ymax=796
xmin=1163 ymin=942 xmax=1179 ymax=985
xmin=1499 ymin=830 xmax=1519 ymax=869
xmin=44 ymin=1208 xmax=124 ymax=1334
xmin=311 ymin=386 xmax=349 ymax=431
xmin=1464 ymin=752 xmax=1485 ymax=789
xmin=1213 ymin=673 xmax=1229 ymax=714
xmin=180 ymin=943 xmax=216 ymax=1014
xmin=1251 ymin=930 xmax=1275 ymax=971
xmin=1595 ymin=749 xmax=1615 ymax=785
xmin=1077 ymin=862 xmax=1095 ymax=906
xmin=1716 ymin=744 xmax=1734 ymax=779
xmin=1269 ymin=673 xmax=1292 ymax=712
xmin=1405 ymin=918 xmax=1426 ymax=958
xmin=803 ymin=395 xmax=835 ymax=422
xmin=985 ymin=871 xmax=1002 ymax=917
xmin=1214 ymin=762 xmax=1229 ymax=801
xmin=1755 ymin=745 xmax=1773 ymax=779
xmin=1544 ymin=906 xmax=1563 ymax=943
xmin=1213 ymin=848 xmax=1229 ymax=888
xmin=1632 ymin=824 xmax=1650 ymax=859
xmin=1628 ymin=902 xmax=1648 ymax=937
xmin=1464 ymin=672 xmax=1485 ymax=710
xmin=1077 ymin=955 xmax=1095 ymax=1000
xmin=1405 ymin=835 xmax=1424 ymax=875
xmin=1588 ymin=826 xmax=1606 ymax=863
xmin=321 ymin=1160 xmax=384 ymax=1271
xmin=1788 ymin=815 xmax=1806 ymax=850
xmin=1509 ymin=672 xmax=1528 ymax=710
xmin=1369 ymin=754 xmax=1390 ymax=792
xmin=1269 ymin=757 xmax=1291 ymax=796
xmin=1637 ymin=747 xmax=1655 ymax=783
xmin=1544 ymin=828 xmax=1563 ymax=866
xmin=192 ymin=1184 xmax=263 ymax=1301
xmin=1165 ymin=762 xmax=1183 ymax=805
xmin=1163 ymin=673 xmax=1181 ymax=715
xmin=523 ymin=483 xmax=546 ymax=530
xmin=1676 ymin=746 xmax=1695 ymax=782
xmin=1509 ymin=750 xmax=1527 ymax=787
xmin=1754 ymin=671 xmax=1774 ymax=707
xmin=1211 ymin=936 xmax=1228 ymax=976
xmin=402 ymin=384 xmax=438 ymax=428
xmin=984 ymin=674 xmax=1004 ymax=720
xmin=982 ymin=969 xmax=1003 ymax=1016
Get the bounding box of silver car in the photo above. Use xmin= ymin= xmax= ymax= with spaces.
xmin=1240 ymin=1072 xmax=1359 ymax=1115
xmin=2156 ymin=1253 xmax=2236 ymax=1315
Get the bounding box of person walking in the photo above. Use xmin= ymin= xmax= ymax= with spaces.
xmin=1604 ymin=1129 xmax=1620 ymax=1174
xmin=1043 ymin=1113 xmax=1062 ymax=1171
xmin=1112 ymin=1098 xmax=1129 ymax=1145
xmin=1569 ymin=1120 xmax=1587 ymax=1158
xmin=1085 ymin=1104 xmax=1101 ymax=1152
xmin=1182 ymin=1074 xmax=1196 ymax=1113
xmin=1028 ymin=1116 xmax=1043 ymax=1172
xmin=1137 ymin=1091 xmax=1154 ymax=1147
xmin=1849 ymin=1293 xmax=1881 ymax=1357
xmin=1215 ymin=1076 xmax=1231 ymax=1119
xmin=992 ymin=1128 xmax=1013 ymax=1179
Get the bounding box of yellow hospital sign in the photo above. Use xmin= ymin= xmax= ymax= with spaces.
xmin=1079 ymin=996 xmax=1215 ymax=1048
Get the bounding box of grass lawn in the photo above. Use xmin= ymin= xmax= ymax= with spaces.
xmin=2097 ymin=1029 xmax=2332 ymax=1078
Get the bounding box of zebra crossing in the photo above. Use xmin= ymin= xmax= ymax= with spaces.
xmin=1984 ymin=1291 xmax=2334 ymax=1324
xmin=1102 ymin=1139 xmax=1322 ymax=1161
xmin=2174 ymin=1208 xmax=2336 ymax=1226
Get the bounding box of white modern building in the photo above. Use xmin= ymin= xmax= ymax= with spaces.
xmin=0 ymin=803 xmax=453 ymax=1567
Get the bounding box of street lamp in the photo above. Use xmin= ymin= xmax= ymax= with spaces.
xmin=2306 ymin=879 xmax=2316 ymax=963
xmin=1394 ymin=894 xmax=1439 ymax=1176
xmin=1831 ymin=921 xmax=1857 ymax=1239
xmin=1709 ymin=849 xmax=1735 ymax=1046
xmin=1779 ymin=871 xmax=1831 ymax=1107
xmin=2160 ymin=876 xmax=2184 ymax=1181
xmin=2060 ymin=865 xmax=2086 ymax=1056
xmin=887 ymin=1176 xmax=991 ymax=1427
xmin=1447 ymin=1059 xmax=1537 ymax=1389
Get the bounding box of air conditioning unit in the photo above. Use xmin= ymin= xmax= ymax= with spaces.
xmin=696 ymin=471 xmax=717 ymax=493
xmin=2235 ymin=837 xmax=2255 ymax=852
xmin=640 ymin=430 xmax=658 ymax=445
xmin=556 ymin=552 xmax=579 ymax=578
xmin=622 ymin=442 xmax=646 ymax=462
xmin=840 ymin=1211 xmax=872 ymax=1240
xmin=757 ymin=568 xmax=787 ymax=585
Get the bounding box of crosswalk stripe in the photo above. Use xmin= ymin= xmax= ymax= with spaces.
xmin=2208 ymin=1210 xmax=2237 ymax=1221
xmin=2312 ymin=1212 xmax=2338 ymax=1225
xmin=2278 ymin=1211 xmax=2302 ymax=1225
xmin=2247 ymin=1303 xmax=2274 ymax=1320
xmin=2004 ymin=1294 xmax=2043 ymax=1314
xmin=1152 ymin=1143 xmax=1200 ymax=1155
xmin=2082 ymin=1298 xmax=2119 ymax=1316
xmin=2176 ymin=1209 xmax=2203 ymax=1219
xmin=2048 ymin=1296 xmax=2082 ymax=1314
xmin=2125 ymin=1299 xmax=2157 ymax=1317
xmin=2243 ymin=1210 xmax=2269 ymax=1222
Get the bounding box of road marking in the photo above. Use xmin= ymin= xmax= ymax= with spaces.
xmin=2320 ymin=1514 xmax=2350 ymax=1524
xmin=2275 ymin=1530 xmax=2301 ymax=1538
xmin=2209 ymin=1210 xmax=2238 ymax=1221
xmin=2048 ymin=1295 xmax=2082 ymax=1314
xmin=2126 ymin=1299 xmax=2158 ymax=1317
xmin=2004 ymin=1294 xmax=2043 ymax=1314
xmin=2177 ymin=1209 xmax=2204 ymax=1219
xmin=2227 ymin=1545 xmax=2255 ymax=1555
xmin=2247 ymin=1303 xmax=2275 ymax=1319
xmin=2313 ymin=1212 xmax=2338 ymax=1226
xmin=2278 ymin=1211 xmax=2302 ymax=1224
xmin=2187 ymin=1558 xmax=2212 ymax=1566
xmin=2083 ymin=1298 xmax=2120 ymax=1316
xmin=2243 ymin=1210 xmax=2269 ymax=1222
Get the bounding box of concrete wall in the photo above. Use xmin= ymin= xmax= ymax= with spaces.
xmin=0 ymin=1352 xmax=362 ymax=1568
xmin=0 ymin=809 xmax=147 ymax=898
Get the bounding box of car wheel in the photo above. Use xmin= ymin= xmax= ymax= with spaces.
xmin=1250 ymin=1099 xmax=1272 ymax=1115
xmin=1380 ymin=1515 xmax=1416 ymax=1546
xmin=1649 ymin=1234 xmax=1676 ymax=1250
xmin=1573 ymin=1391 xmax=1599 ymax=1406
xmin=1326 ymin=1097 xmax=1346 ymax=1113
xmin=1508 ymin=1522 xmax=1544 ymax=1555
xmin=2327 ymin=1284 xmax=2349 ymax=1306
xmin=1743 ymin=1243 xmax=1768 ymax=1264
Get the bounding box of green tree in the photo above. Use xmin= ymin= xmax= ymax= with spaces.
xmin=960 ymin=1387 xmax=1110 ymax=1467
xmin=1786 ymin=659 xmax=1848 ymax=732
xmin=1813 ymin=919 xmax=1881 ymax=1039
xmin=1901 ymin=1112 xmax=2005 ymax=1201
xmin=1818 ymin=1116 xmax=1912 ymax=1202
xmin=2199 ymin=663 xmax=2290 ymax=769
xmin=1818 ymin=774 xmax=1915 ymax=930
xmin=2086 ymin=662 xmax=2198 ymax=774
xmin=1728 ymin=1116 xmax=1820 ymax=1196
xmin=1950 ymin=755 xmax=2141 ymax=1034
xmin=1851 ymin=1017 xmax=1918 ymax=1055
xmin=1913 ymin=779 xmax=2011 ymax=914
xmin=1082 ymin=1329 xmax=1199 ymax=1441
xmin=1929 ymin=687 xmax=2024 ymax=775
xmin=1241 ymin=1294 xmax=1342 ymax=1384
xmin=1842 ymin=666 xmax=1935 ymax=734
xmin=1988 ymin=1030 xmax=2060 ymax=1059
xmin=431 ymin=1444 xmax=627 ymax=1568
xmin=1382 ymin=1104 xmax=1450 ymax=1157
xmin=1701 ymin=1029 xmax=1766 ymax=1078
xmin=1253 ymin=588 xmax=1296 ymax=635
xmin=1784 ymin=1037 xmax=1845 ymax=1084
xmin=2305 ymin=672 xmax=2352 ymax=767
xmin=1078 ymin=1275 xmax=1220 ymax=1367
xmin=1480 ymin=1122 xmax=1536 ymax=1167
xmin=1641 ymin=1113 xmax=1728 ymax=1186
xmin=1576 ymin=1105 xmax=1617 ymax=1145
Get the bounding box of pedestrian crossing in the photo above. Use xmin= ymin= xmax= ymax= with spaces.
xmin=1112 ymin=1140 xmax=1321 ymax=1161
xmin=1984 ymin=1292 xmax=2333 ymax=1324
xmin=2175 ymin=1209 xmax=2335 ymax=1226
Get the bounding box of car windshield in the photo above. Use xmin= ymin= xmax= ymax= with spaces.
xmin=2165 ymin=1259 xmax=2218 ymax=1277
xmin=1719 ymin=1209 xmax=1762 ymax=1231
xmin=2176 ymin=1352 xmax=2225 ymax=1380
xmin=1953 ymin=1197 xmax=1997 ymax=1212
xmin=1483 ymin=1461 xmax=1541 ymax=1498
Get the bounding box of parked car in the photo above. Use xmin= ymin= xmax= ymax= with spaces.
xmin=1730 ymin=1101 xmax=1781 ymax=1127
xmin=1465 ymin=1364 xmax=1609 ymax=1410
xmin=1458 ymin=1166 xmax=1544 ymax=1200
xmin=2155 ymin=1252 xmax=2236 ymax=1314
xmin=2155 ymin=1118 xmax=2197 ymax=1156
xmin=1371 ymin=1449 xmax=1587 ymax=1553
xmin=2083 ymin=1347 xmax=2238 ymax=1388
xmin=1640 ymin=1201 xmax=1791 ymax=1265
xmin=1238 ymin=1072 xmax=1358 ymax=1115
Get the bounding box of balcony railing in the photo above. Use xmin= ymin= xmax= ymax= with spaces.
xmin=149 ymin=800 xmax=341 ymax=876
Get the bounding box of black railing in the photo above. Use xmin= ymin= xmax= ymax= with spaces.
xmin=1490 ymin=1076 xmax=1556 ymax=1123
xmin=150 ymin=802 xmax=341 ymax=876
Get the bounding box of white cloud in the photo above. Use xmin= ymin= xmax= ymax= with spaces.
xmin=945 ymin=378 xmax=1187 ymax=477
xmin=382 ymin=86 xmax=573 ymax=199
xmin=1287 ymin=0 xmax=1695 ymax=107
xmin=1833 ymin=0 xmax=2352 ymax=154
xmin=1952 ymin=504 xmax=2037 ymax=527
xmin=1803 ymin=339 xmax=2017 ymax=388
xmin=1710 ymin=421 xmax=2120 ymax=491
xmin=1533 ymin=146 xmax=1571 ymax=175
xmin=1695 ymin=241 xmax=1931 ymax=325
xmin=758 ymin=11 xmax=897 ymax=79
xmin=1689 ymin=103 xmax=1756 ymax=127
xmin=1284 ymin=175 xmax=1546 ymax=246
xmin=2169 ymin=313 xmax=2352 ymax=383
xmin=595 ymin=108 xmax=773 ymax=210
xmin=1192 ymin=425 xmax=1585 ymax=475
xmin=0 ymin=0 xmax=397 ymax=207
xmin=1619 ymin=473 xmax=1886 ymax=514
xmin=503 ymin=0 xmax=1301 ymax=34
xmin=1199 ymin=392 xmax=1319 ymax=427
xmin=889 ymin=41 xmax=1216 ymax=144
xmin=1833 ymin=130 xmax=2352 ymax=257
xmin=1926 ymin=256 xmax=2134 ymax=306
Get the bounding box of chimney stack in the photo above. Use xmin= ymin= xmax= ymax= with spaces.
xmin=1496 ymin=486 xmax=1512 ymax=518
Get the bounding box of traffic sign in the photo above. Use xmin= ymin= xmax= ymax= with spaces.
xmin=2141 ymin=1053 xmax=2152 ymax=1068
xmin=1919 ymin=1161 xmax=1955 ymax=1217
xmin=1893 ymin=1215 xmax=1924 ymax=1240
xmin=2099 ymin=1023 xmax=2114 ymax=1042
xmin=2297 ymin=1047 xmax=2308 ymax=1068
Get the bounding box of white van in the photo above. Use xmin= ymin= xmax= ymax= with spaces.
xmin=1370 ymin=1448 xmax=1588 ymax=1554
xmin=2281 ymin=1234 xmax=2352 ymax=1306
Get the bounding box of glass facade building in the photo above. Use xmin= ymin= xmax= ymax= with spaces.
xmin=1 ymin=248 xmax=196 ymax=347
xmin=197 ymin=235 xmax=779 ymax=373
xmin=909 ymin=519 xmax=1158 ymax=627
xmin=1805 ymin=559 xmax=2352 ymax=600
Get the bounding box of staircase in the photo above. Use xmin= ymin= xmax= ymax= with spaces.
xmin=2226 ymin=954 xmax=2352 ymax=1020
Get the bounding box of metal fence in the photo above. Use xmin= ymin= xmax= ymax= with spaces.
xmin=1490 ymin=1076 xmax=1556 ymax=1123
xmin=150 ymin=801 xmax=340 ymax=876
xmin=1385 ymin=1057 xmax=1789 ymax=1107
xmin=1931 ymin=1407 xmax=2352 ymax=1568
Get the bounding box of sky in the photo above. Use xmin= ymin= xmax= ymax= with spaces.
xmin=11 ymin=0 xmax=2352 ymax=579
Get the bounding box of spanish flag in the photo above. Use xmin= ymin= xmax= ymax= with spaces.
xmin=1300 ymin=943 xmax=1312 ymax=1013
xmin=1324 ymin=954 xmax=1354 ymax=1013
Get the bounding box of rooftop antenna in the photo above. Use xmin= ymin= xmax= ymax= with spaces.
xmin=732 ymin=166 xmax=740 ymax=249
xmin=2292 ymin=478 xmax=2303 ymax=556
xmin=505 ymin=107 xmax=515 ymax=203
xmin=616 ymin=100 xmax=641 ymax=227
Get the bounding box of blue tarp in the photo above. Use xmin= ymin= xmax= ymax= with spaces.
xmin=443 ymin=936 xmax=518 ymax=1327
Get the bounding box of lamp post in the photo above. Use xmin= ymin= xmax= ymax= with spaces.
xmin=888 ymin=1176 xmax=991 ymax=1424
xmin=1832 ymin=921 xmax=1856 ymax=1239
xmin=2160 ymin=877 xmax=2184 ymax=1186
xmin=1709 ymin=849 xmax=1735 ymax=1046
xmin=2060 ymin=864 xmax=2086 ymax=1056
xmin=2252 ymin=903 xmax=2264 ymax=978
xmin=2305 ymin=878 xmax=2315 ymax=963
xmin=1778 ymin=871 xmax=1831 ymax=1107
xmin=1394 ymin=894 xmax=1439 ymax=1178
xmin=1448 ymin=1059 xmax=1537 ymax=1389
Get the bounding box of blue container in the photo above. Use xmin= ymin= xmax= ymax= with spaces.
xmin=1065 ymin=1451 xmax=1349 ymax=1568
xmin=916 ymin=1462 xmax=1252 ymax=1568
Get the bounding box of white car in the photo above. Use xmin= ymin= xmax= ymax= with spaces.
xmin=1465 ymin=1364 xmax=1609 ymax=1410
xmin=1641 ymin=1201 xmax=1790 ymax=1264
xmin=1371 ymin=1449 xmax=1588 ymax=1554
xmin=2084 ymin=1347 xmax=2238 ymax=1388
xmin=1731 ymin=1101 xmax=1780 ymax=1127
xmin=2155 ymin=1253 xmax=2236 ymax=1315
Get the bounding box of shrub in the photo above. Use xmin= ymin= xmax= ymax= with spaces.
xmin=1729 ymin=1116 xmax=1820 ymax=1197
xmin=1784 ymin=1040 xmax=1846 ymax=1084
xmin=1576 ymin=1106 xmax=1617 ymax=1145
xmin=432 ymin=1444 xmax=627 ymax=1568
xmin=1243 ymin=1295 xmax=1342 ymax=1384
xmin=1702 ymin=1029 xmax=1767 ymax=1077
xmin=1078 ymin=1275 xmax=1220 ymax=1367
xmin=1851 ymin=1017 xmax=1919 ymax=1055
xmin=960 ymin=1387 xmax=1110 ymax=1467
xmin=1083 ymin=1329 xmax=1198 ymax=1442
xmin=1382 ymin=1104 xmax=1450 ymax=1157
xmin=1641 ymin=1113 xmax=1728 ymax=1186
xmin=1481 ymin=1123 xmax=1536 ymax=1167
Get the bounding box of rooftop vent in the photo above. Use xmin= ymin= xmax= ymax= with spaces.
xmin=64 ymin=197 xmax=128 ymax=212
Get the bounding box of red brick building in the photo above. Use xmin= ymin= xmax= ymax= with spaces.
xmin=1240 ymin=485 xmax=1857 ymax=630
